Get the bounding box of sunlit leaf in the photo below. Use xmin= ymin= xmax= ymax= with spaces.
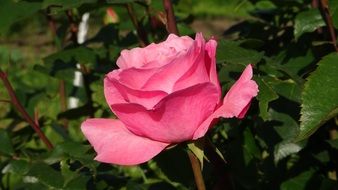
xmin=297 ymin=53 xmax=338 ymax=141
xmin=294 ymin=9 xmax=325 ymax=39
xmin=274 ymin=142 xmax=303 ymax=163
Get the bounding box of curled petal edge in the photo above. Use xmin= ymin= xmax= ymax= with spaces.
xmin=192 ymin=64 xmax=259 ymax=139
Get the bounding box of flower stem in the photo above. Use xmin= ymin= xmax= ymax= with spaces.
xmin=318 ymin=0 xmax=338 ymax=52
xmin=187 ymin=150 xmax=206 ymax=190
xmin=162 ymin=0 xmax=179 ymax=35
xmin=126 ymin=3 xmax=149 ymax=47
xmin=0 ymin=68 xmax=54 ymax=150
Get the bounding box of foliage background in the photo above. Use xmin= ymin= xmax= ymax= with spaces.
xmin=0 ymin=0 xmax=338 ymax=189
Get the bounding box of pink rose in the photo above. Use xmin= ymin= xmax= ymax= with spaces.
xmin=81 ymin=33 xmax=258 ymax=165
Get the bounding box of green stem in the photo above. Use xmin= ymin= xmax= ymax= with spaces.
xmin=187 ymin=150 xmax=206 ymax=190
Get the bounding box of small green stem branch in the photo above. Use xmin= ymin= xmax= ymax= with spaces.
xmin=187 ymin=150 xmax=206 ymax=190
xmin=162 ymin=0 xmax=179 ymax=35
xmin=0 ymin=68 xmax=54 ymax=150
xmin=126 ymin=3 xmax=149 ymax=47
xmin=319 ymin=0 xmax=338 ymax=52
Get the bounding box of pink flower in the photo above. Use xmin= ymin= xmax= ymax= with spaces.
xmin=81 ymin=33 xmax=258 ymax=165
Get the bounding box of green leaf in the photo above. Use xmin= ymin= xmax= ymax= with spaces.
xmin=216 ymin=40 xmax=264 ymax=65
xmin=64 ymin=175 xmax=90 ymax=190
xmin=243 ymin=128 xmax=261 ymax=165
xmin=294 ymin=9 xmax=325 ymax=39
xmin=2 ymin=160 xmax=30 ymax=175
xmin=47 ymin=141 xmax=91 ymax=160
xmin=0 ymin=0 xmax=41 ymax=35
xmin=281 ymin=170 xmax=315 ymax=190
xmin=187 ymin=138 xmax=205 ymax=169
xmin=264 ymin=76 xmax=302 ymax=103
xmin=0 ymin=129 xmax=14 ymax=155
xmin=274 ymin=142 xmax=303 ymax=163
xmin=296 ymin=53 xmax=338 ymax=141
xmin=60 ymin=160 xmax=74 ymax=185
xmin=270 ymin=110 xmax=299 ymax=140
xmin=44 ymin=46 xmax=96 ymax=67
xmin=256 ymin=77 xmax=278 ymax=120
xmin=327 ymin=139 xmax=338 ymax=149
xmin=27 ymin=162 xmax=64 ymax=188
xmin=255 ymin=1 xmax=276 ymax=9
xmin=36 ymin=46 xmax=96 ymax=82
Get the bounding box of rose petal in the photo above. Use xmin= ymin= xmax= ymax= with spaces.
xmin=141 ymin=33 xmax=206 ymax=93
xmin=172 ymin=34 xmax=210 ymax=92
xmin=116 ymin=48 xmax=147 ymax=69
xmin=81 ymin=119 xmax=169 ymax=165
xmin=111 ymin=82 xmax=219 ymax=143
xmin=205 ymin=39 xmax=222 ymax=101
xmin=104 ymin=77 xmax=168 ymax=109
xmin=192 ymin=64 xmax=258 ymax=139
xmin=106 ymin=67 xmax=159 ymax=90
xmin=116 ymin=34 xmax=193 ymax=69
xmin=221 ymin=64 xmax=258 ymax=118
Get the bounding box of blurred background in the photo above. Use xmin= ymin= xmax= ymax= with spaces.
xmin=0 ymin=0 xmax=338 ymax=189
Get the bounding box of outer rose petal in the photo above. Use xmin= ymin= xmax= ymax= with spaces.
xmin=204 ymin=39 xmax=222 ymax=101
xmin=111 ymin=83 xmax=219 ymax=143
xmin=192 ymin=64 xmax=258 ymax=139
xmin=221 ymin=64 xmax=258 ymax=118
xmin=81 ymin=119 xmax=169 ymax=165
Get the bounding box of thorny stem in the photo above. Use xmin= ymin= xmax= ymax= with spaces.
xmin=126 ymin=3 xmax=149 ymax=47
xmin=0 ymin=68 xmax=54 ymax=150
xmin=318 ymin=0 xmax=338 ymax=51
xmin=162 ymin=0 xmax=179 ymax=35
xmin=187 ymin=151 xmax=206 ymax=190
